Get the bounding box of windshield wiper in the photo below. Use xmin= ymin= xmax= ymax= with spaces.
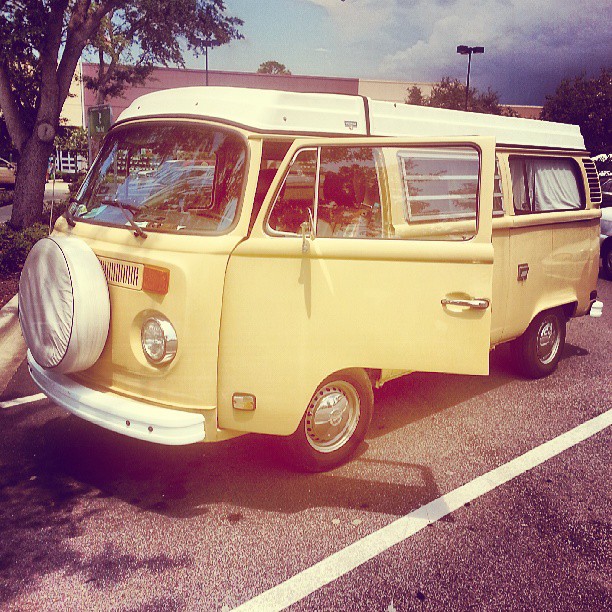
xmin=100 ymin=199 xmax=148 ymax=239
xmin=65 ymin=196 xmax=79 ymax=227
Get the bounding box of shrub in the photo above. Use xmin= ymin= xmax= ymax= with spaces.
xmin=55 ymin=170 xmax=86 ymax=184
xmin=67 ymin=173 xmax=86 ymax=196
xmin=0 ymin=223 xmax=48 ymax=275
xmin=46 ymin=201 xmax=68 ymax=226
xmin=0 ymin=191 xmax=14 ymax=207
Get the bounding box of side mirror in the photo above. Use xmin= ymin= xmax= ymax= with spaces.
xmin=300 ymin=208 xmax=315 ymax=253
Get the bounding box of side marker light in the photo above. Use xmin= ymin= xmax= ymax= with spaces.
xmin=233 ymin=394 xmax=256 ymax=411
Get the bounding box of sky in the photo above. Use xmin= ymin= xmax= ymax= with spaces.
xmin=184 ymin=0 xmax=611 ymax=105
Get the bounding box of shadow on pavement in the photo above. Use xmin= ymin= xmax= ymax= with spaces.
xmin=0 ymin=337 xmax=593 ymax=605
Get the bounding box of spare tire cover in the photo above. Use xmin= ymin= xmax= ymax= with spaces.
xmin=19 ymin=236 xmax=110 ymax=374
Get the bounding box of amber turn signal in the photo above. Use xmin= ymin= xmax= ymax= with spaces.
xmin=142 ymin=265 xmax=170 ymax=294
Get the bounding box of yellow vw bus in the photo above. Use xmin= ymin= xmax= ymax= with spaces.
xmin=19 ymin=87 xmax=603 ymax=471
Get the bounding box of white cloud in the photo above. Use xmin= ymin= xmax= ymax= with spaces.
xmin=304 ymin=0 xmax=396 ymax=42
xmin=304 ymin=0 xmax=610 ymax=102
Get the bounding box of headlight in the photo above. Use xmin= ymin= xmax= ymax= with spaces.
xmin=601 ymin=218 xmax=612 ymax=237
xmin=141 ymin=316 xmax=178 ymax=365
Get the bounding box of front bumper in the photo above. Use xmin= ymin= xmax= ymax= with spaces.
xmin=27 ymin=351 xmax=205 ymax=445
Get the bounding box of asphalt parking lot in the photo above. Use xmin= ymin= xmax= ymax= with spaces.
xmin=0 ymin=279 xmax=610 ymax=611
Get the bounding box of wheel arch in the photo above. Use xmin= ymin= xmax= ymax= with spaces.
xmin=282 ymin=366 xmax=375 ymax=471
xmin=506 ymin=299 xmax=576 ymax=345
xmin=288 ymin=366 xmax=375 ymax=436
xmin=514 ymin=307 xmax=567 ymax=379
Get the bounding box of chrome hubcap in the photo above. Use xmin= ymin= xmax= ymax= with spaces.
xmin=536 ymin=317 xmax=560 ymax=364
xmin=305 ymin=382 xmax=360 ymax=453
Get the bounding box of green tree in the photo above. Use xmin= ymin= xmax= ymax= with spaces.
xmin=55 ymin=126 xmax=88 ymax=155
xmin=541 ymin=69 xmax=611 ymax=155
xmin=85 ymin=3 xmax=242 ymax=105
xmin=406 ymin=85 xmax=425 ymax=106
xmin=406 ymin=77 xmax=517 ymax=116
xmin=0 ymin=1 xmax=243 ymax=229
xmin=257 ymin=60 xmax=292 ymax=75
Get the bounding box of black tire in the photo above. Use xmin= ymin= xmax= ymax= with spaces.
xmin=601 ymin=240 xmax=612 ymax=280
xmin=283 ymin=369 xmax=374 ymax=472
xmin=514 ymin=309 xmax=566 ymax=379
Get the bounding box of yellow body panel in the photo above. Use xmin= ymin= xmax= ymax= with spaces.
xmin=494 ymin=150 xmax=600 ymax=341
xmin=217 ymin=136 xmax=496 ymax=435
xmin=490 ymin=223 xmax=511 ymax=344
xmin=51 ymin=134 xmax=263 ymax=424
xmin=52 ymin=126 xmax=600 ymax=443
xmin=501 ymin=214 xmax=600 ymax=340
xmin=54 ymin=218 xmax=241 ymax=411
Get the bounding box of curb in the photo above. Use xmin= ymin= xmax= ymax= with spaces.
xmin=0 ymin=293 xmax=27 ymax=395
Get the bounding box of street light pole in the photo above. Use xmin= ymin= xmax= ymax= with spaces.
xmin=465 ymin=50 xmax=472 ymax=111
xmin=456 ymin=45 xmax=485 ymax=111
xmin=205 ymin=41 xmax=209 ymax=86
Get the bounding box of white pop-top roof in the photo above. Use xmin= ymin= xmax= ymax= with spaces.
xmin=117 ymin=86 xmax=585 ymax=151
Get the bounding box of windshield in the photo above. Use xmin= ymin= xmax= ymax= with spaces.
xmin=72 ymin=123 xmax=247 ymax=235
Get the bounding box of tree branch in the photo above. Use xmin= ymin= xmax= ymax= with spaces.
xmin=38 ymin=0 xmax=70 ymax=122
xmin=57 ymin=0 xmax=119 ymax=106
xmin=0 ymin=62 xmax=28 ymax=152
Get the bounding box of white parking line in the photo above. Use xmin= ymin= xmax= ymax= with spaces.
xmin=233 ymin=409 xmax=612 ymax=612
xmin=0 ymin=393 xmax=47 ymax=409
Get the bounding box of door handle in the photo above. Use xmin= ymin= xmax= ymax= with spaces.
xmin=441 ymin=297 xmax=490 ymax=310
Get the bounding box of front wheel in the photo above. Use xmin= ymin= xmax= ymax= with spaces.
xmin=514 ymin=309 xmax=566 ymax=379
xmin=283 ymin=370 xmax=374 ymax=472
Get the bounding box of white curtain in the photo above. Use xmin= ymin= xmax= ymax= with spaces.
xmin=526 ymin=159 xmax=582 ymax=211
xmin=509 ymin=158 xmax=529 ymax=211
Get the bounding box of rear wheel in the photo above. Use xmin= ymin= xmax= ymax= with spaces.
xmin=514 ymin=309 xmax=566 ymax=379
xmin=601 ymin=241 xmax=612 ymax=280
xmin=284 ymin=370 xmax=373 ymax=472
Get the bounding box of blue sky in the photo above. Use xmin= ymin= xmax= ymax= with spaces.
xmin=185 ymin=0 xmax=611 ymax=105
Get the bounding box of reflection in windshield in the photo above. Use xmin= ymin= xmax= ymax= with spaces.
xmin=73 ymin=124 xmax=246 ymax=235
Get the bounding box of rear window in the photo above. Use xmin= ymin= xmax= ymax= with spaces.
xmin=509 ymin=157 xmax=584 ymax=214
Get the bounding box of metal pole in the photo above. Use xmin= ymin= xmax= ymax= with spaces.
xmin=465 ymin=50 xmax=472 ymax=111
xmin=205 ymin=42 xmax=209 ymax=86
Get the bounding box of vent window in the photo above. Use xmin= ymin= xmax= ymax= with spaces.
xmin=582 ymin=158 xmax=602 ymax=205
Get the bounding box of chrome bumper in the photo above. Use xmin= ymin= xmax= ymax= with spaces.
xmin=27 ymin=351 xmax=205 ymax=445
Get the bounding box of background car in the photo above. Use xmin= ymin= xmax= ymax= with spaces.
xmin=0 ymin=158 xmax=16 ymax=189
xmin=600 ymin=177 xmax=612 ymax=279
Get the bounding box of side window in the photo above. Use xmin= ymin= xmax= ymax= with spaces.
xmin=509 ymin=156 xmax=584 ymax=214
xmin=317 ymin=147 xmax=382 ymax=238
xmin=250 ymin=140 xmax=292 ymax=230
xmin=267 ymin=148 xmax=317 ymax=234
xmin=493 ymin=158 xmax=504 ymax=215
xmin=399 ymin=146 xmax=479 ymax=240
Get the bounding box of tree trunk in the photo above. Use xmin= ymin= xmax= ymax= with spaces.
xmin=9 ymin=135 xmax=54 ymax=229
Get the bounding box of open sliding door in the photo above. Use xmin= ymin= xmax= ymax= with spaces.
xmin=218 ymin=136 xmax=495 ymax=435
